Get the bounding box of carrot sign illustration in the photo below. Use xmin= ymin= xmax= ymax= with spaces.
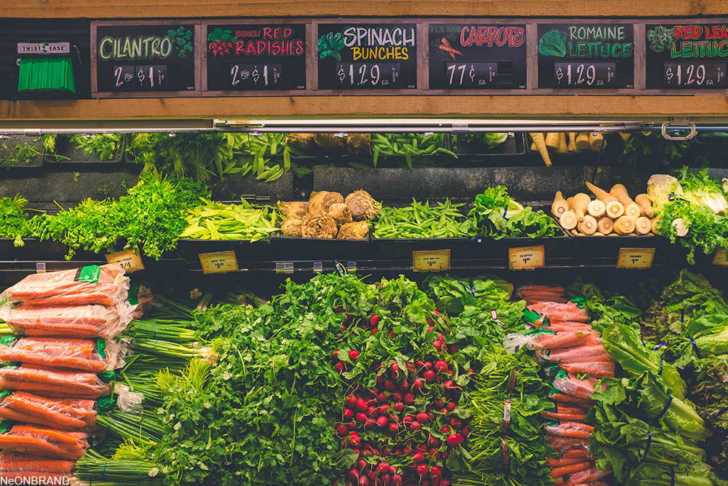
xmin=439 ymin=37 xmax=463 ymax=60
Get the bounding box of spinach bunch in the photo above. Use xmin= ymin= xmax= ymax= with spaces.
xmin=468 ymin=186 xmax=559 ymax=239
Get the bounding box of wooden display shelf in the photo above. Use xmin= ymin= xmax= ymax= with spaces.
xmin=2 ymin=0 xmax=725 ymax=19
xmin=3 ymin=94 xmax=728 ymax=122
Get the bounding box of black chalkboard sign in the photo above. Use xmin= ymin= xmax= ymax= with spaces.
xmin=96 ymin=25 xmax=195 ymax=92
xmin=429 ymin=24 xmax=526 ymax=89
xmin=537 ymin=24 xmax=633 ymax=89
xmin=317 ymin=24 xmax=417 ymax=90
xmin=206 ymin=24 xmax=306 ymax=91
xmin=646 ymin=24 xmax=728 ymax=89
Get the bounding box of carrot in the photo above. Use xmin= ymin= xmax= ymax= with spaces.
xmin=609 ymin=184 xmax=641 ymax=219
xmin=545 ymin=423 xmax=594 ymax=439
xmin=535 ymin=332 xmax=590 ymax=350
xmin=597 ymin=217 xmax=613 ymax=235
xmin=0 ymin=435 xmax=84 ymax=460
xmin=0 ymin=406 xmax=87 ymax=430
xmin=555 ymin=477 xmax=565 ymax=486
xmin=547 ymin=456 xmax=588 ymax=467
xmin=563 ymin=448 xmax=591 ymax=459
xmin=550 ymin=462 xmax=593 ymax=478
xmin=557 ymin=405 xmax=587 ymax=415
xmin=530 ymin=133 xmax=553 ymax=167
xmin=564 ymin=467 xmax=611 ymax=485
xmin=542 ymin=411 xmax=588 ymax=422
xmin=0 ymin=453 xmax=74 ymax=473
xmin=585 ymin=181 xmax=624 ymax=219
xmin=613 ymin=216 xmax=636 ymax=235
xmin=552 ymin=191 xmax=570 ymax=217
xmin=11 ymin=425 xmax=86 ymax=447
xmin=635 ymin=193 xmax=654 ymax=217
xmin=560 ymin=361 xmax=615 ymax=378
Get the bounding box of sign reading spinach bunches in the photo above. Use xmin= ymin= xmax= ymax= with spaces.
xmin=95 ymin=24 xmax=195 ymax=92
xmin=206 ymin=24 xmax=306 ymax=91
xmin=537 ymin=23 xmax=634 ymax=89
xmin=317 ymin=24 xmax=417 ymax=89
xmin=428 ymin=24 xmax=527 ymax=89
xmin=646 ymin=24 xmax=728 ymax=89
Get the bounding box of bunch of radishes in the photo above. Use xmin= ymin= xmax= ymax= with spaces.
xmin=334 ymin=315 xmax=471 ymax=486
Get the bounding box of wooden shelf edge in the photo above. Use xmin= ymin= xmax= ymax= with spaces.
xmin=2 ymin=95 xmax=728 ymax=121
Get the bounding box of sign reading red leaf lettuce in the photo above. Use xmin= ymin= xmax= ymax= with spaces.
xmin=428 ymin=24 xmax=526 ymax=89
xmin=95 ymin=25 xmax=195 ymax=92
xmin=206 ymin=24 xmax=306 ymax=91
xmin=646 ymin=24 xmax=728 ymax=89
xmin=537 ymin=23 xmax=633 ymax=89
xmin=317 ymin=24 xmax=417 ymax=89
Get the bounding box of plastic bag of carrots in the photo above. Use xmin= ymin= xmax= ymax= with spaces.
xmin=0 ymin=365 xmax=109 ymax=398
xmin=2 ymin=264 xmax=128 ymax=307
xmin=0 ymin=452 xmax=74 ymax=473
xmin=0 ymin=392 xmax=97 ymax=430
xmin=3 ymin=303 xmax=135 ymax=338
xmin=0 ymin=337 xmax=119 ymax=372
xmin=0 ymin=425 xmax=88 ymax=460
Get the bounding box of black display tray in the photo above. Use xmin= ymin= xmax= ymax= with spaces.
xmin=269 ymin=236 xmax=372 ymax=261
xmin=176 ymin=238 xmax=274 ymax=267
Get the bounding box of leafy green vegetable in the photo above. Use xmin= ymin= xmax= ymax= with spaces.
xmin=180 ymin=198 xmax=279 ymax=241
xmin=467 ymin=186 xmax=559 ymax=239
xmin=0 ymin=195 xmax=33 ymax=246
xmin=70 ymin=134 xmax=123 ymax=161
xmin=425 ymin=275 xmax=514 ymax=316
xmin=318 ymin=32 xmax=346 ymax=61
xmin=678 ymin=168 xmax=728 ymax=215
xmin=538 ymin=29 xmax=567 ymax=57
xmin=657 ymin=198 xmax=728 ymax=264
xmin=373 ymin=199 xmax=471 ymax=239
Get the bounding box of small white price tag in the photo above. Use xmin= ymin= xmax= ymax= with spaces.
xmin=35 ymin=262 xmax=46 ymax=273
xmin=713 ymin=248 xmax=728 ymax=267
xmin=617 ymin=248 xmax=655 ymax=269
xmin=275 ymin=261 xmax=295 ymax=274
xmin=413 ymin=249 xmax=452 ymax=272
xmin=106 ymin=249 xmax=144 ymax=273
xmin=313 ymin=261 xmax=324 ymax=273
xmin=199 ymin=251 xmax=239 ymax=274
xmin=346 ymin=261 xmax=357 ymax=273
xmin=508 ymin=245 xmax=545 ymax=270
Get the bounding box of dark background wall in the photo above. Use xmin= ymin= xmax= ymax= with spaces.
xmin=0 ymin=19 xmax=91 ymax=99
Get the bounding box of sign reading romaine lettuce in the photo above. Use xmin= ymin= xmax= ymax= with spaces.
xmin=537 ymin=23 xmax=634 ymax=89
xmin=317 ymin=24 xmax=417 ymax=89
xmin=428 ymin=24 xmax=527 ymax=89
xmin=646 ymin=24 xmax=728 ymax=89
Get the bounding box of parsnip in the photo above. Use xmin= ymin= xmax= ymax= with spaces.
xmin=574 ymin=133 xmax=590 ymax=151
xmin=635 ymin=194 xmax=654 ymax=218
xmin=530 ymin=133 xmax=552 ymax=167
xmin=567 ymin=132 xmax=577 ymax=152
xmin=597 ymin=217 xmax=614 ymax=235
xmin=585 ymin=181 xmax=624 ymax=219
xmin=557 ymin=133 xmax=569 ymax=153
xmin=568 ymin=193 xmax=591 ymax=221
xmin=559 ymin=211 xmax=578 ymax=230
xmin=587 ymin=199 xmax=606 ymax=218
xmin=635 ymin=216 xmax=652 ymax=235
xmin=578 ymin=215 xmax=598 ymax=235
xmin=551 ymin=191 xmax=569 ymax=217
xmin=651 ymin=217 xmax=661 ymax=235
xmin=609 ymin=184 xmax=641 ymax=219
xmin=614 ymin=216 xmax=636 ymax=235
xmin=589 ymin=132 xmax=605 ymax=151
xmin=545 ymin=132 xmax=560 ymax=149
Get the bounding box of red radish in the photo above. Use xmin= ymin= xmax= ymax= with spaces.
xmin=433 ymin=398 xmax=444 ymax=408
xmin=434 ymin=310 xmax=442 ymax=316
xmin=412 ymin=452 xmax=425 ymax=463
xmin=416 ymin=463 xmax=429 ymax=478
xmin=449 ymin=345 xmax=458 ymax=354
xmin=446 ymin=402 xmax=456 ymax=411
xmin=433 ymin=341 xmax=442 ymax=351
xmin=358 ymin=459 xmax=368 ymax=471
xmin=427 ymin=318 xmax=433 ymax=325
xmin=350 ymin=468 xmax=360 ymax=480
xmin=379 ymin=404 xmax=390 ymax=415
xmin=424 ymin=362 xmax=433 ymax=370
xmin=404 ymin=393 xmax=415 ymax=404
xmin=434 ymin=360 xmax=449 ymax=373
xmin=336 ymin=424 xmax=348 ymax=435
xmin=443 ymin=380 xmax=457 ymax=391
xmin=365 ymin=418 xmax=376 ymax=429
xmin=367 ymin=471 xmax=375 ymax=480
xmin=412 ymin=378 xmax=424 ymax=392
xmin=406 ymin=362 xmax=416 ymax=373
xmin=440 ymin=480 xmax=450 ymax=486
xmin=349 ymin=350 xmax=360 ymax=360
xmin=428 ymin=435 xmax=441 ymax=447
xmin=356 ymin=413 xmax=367 ymax=424
xmin=441 ymin=425 xmax=451 ymax=434
xmin=427 ymin=412 xmax=435 ymax=422
xmin=392 ymin=474 xmax=403 ymax=486
xmin=390 ymin=362 xmax=400 ymax=377
xmin=376 ymin=462 xmax=390 ymax=475
xmin=359 ymin=476 xmax=369 ymax=486
xmin=376 ymin=374 xmax=385 ymax=385
xmin=416 ymin=412 xmax=429 ymax=423
xmin=415 ymin=359 xmax=424 ymax=367
xmin=392 ymin=392 xmax=403 ymax=402
xmin=357 ymin=398 xmax=368 ymax=411
xmin=389 ymin=422 xmax=399 ymax=433
xmin=428 ymin=325 xmax=435 ymax=333
xmin=342 ymin=324 xmax=347 ymax=331
xmin=377 ymin=416 xmax=389 ymax=428
xmin=371 ymin=328 xmax=378 ymax=335
xmin=385 ymin=380 xmax=396 ymax=392
xmin=378 ymin=392 xmax=388 ymax=403
xmin=393 ymin=402 xmax=405 ymax=412
xmin=400 ymin=380 xmax=409 ymax=391
xmin=381 ymin=474 xmax=391 ymax=486
xmin=367 ymin=406 xmax=378 ymax=417
xmin=346 ymin=395 xmax=357 ymax=407
xmin=440 ymin=408 xmax=448 ymax=415
xmin=344 ymin=409 xmax=354 ymax=419
xmin=416 ymin=443 xmax=428 ymax=452
xmin=348 ymin=421 xmax=356 ymax=429
xmin=429 ymin=448 xmax=439 ymax=459
xmin=461 ymin=426 xmax=469 ymax=436
xmin=410 ymin=420 xmax=421 ymax=431
xmin=449 ymin=418 xmax=462 ymax=429
xmin=334 ymin=350 xmax=340 ymax=359
xmin=424 ymin=370 xmax=436 ymax=382
xmin=430 ymin=466 xmax=442 ymax=478
xmin=350 ymin=432 xmax=361 ymax=446
xmin=446 ymin=434 xmax=461 ymax=447
xmin=336 ymin=363 xmax=344 ymax=373
xmin=403 ymin=416 xmax=414 ymax=425
xmin=370 ymin=315 xmax=381 ymax=326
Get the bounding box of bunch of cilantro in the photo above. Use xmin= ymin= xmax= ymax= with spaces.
xmin=0 ymin=195 xmax=34 ymax=247
xmin=467 ymin=186 xmax=559 ymax=239
xmin=28 ymin=176 xmax=207 ymax=259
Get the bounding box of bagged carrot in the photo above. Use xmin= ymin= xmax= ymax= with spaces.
xmin=0 ymin=365 xmax=109 ymax=398
xmin=0 ymin=453 xmax=74 ymax=473
xmin=4 ymin=303 xmax=134 ymax=338
xmin=0 ymin=392 xmax=97 ymax=430
xmin=0 ymin=337 xmax=118 ymax=372
xmin=0 ymin=425 xmax=88 ymax=460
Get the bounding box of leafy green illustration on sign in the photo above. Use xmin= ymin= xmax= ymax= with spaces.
xmin=538 ymin=29 xmax=567 ymax=57
xmin=647 ymin=26 xmax=674 ymax=53
xmin=167 ymin=26 xmax=193 ymax=58
xmin=318 ymin=32 xmax=346 ymax=61
xmin=208 ymin=27 xmax=237 ymax=43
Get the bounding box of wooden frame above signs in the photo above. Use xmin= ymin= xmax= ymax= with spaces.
xmin=90 ymin=17 xmax=728 ymax=99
